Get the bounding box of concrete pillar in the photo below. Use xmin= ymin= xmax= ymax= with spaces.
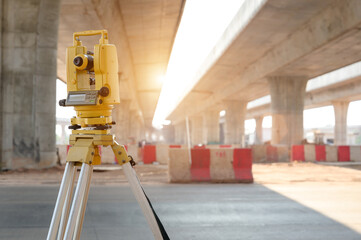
xmin=129 ymin=111 xmax=141 ymax=144
xmin=224 ymin=101 xmax=247 ymax=145
xmin=60 ymin=124 xmax=67 ymax=144
xmin=190 ymin=116 xmax=203 ymax=145
xmin=268 ymin=76 xmax=308 ymax=145
xmin=254 ymin=116 xmax=263 ymax=144
xmin=112 ymin=100 xmax=131 ymax=144
xmin=202 ymin=111 xmax=220 ymax=144
xmin=332 ymin=101 xmax=349 ymax=145
xmin=174 ymin=121 xmax=186 ymax=144
xmin=0 ymin=0 xmax=61 ymax=169
xmin=162 ymin=125 xmax=175 ymax=143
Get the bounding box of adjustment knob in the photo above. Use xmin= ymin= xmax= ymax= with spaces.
xmin=99 ymin=87 xmax=110 ymax=97
xmin=59 ymin=99 xmax=66 ymax=107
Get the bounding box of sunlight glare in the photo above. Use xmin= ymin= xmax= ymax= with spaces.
xmin=152 ymin=0 xmax=245 ymax=127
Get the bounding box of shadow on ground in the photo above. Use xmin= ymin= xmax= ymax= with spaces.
xmin=0 ymin=184 xmax=360 ymax=240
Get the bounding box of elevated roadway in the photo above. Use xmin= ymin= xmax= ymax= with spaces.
xmin=167 ymin=0 xmax=361 ymax=145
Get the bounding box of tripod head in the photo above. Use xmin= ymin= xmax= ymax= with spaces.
xmin=59 ymin=30 xmax=120 ymax=133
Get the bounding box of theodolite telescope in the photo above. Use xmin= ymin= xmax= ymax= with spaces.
xmin=59 ymin=30 xmax=119 ymax=132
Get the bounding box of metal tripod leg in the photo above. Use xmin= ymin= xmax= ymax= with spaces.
xmin=57 ymin=166 xmax=77 ymax=240
xmin=122 ymin=162 xmax=163 ymax=240
xmin=73 ymin=165 xmax=93 ymax=240
xmin=63 ymin=163 xmax=91 ymax=240
xmin=47 ymin=162 xmax=76 ymax=240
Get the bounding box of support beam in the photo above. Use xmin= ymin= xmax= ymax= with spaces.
xmin=190 ymin=116 xmax=203 ymax=146
xmin=224 ymin=101 xmax=246 ymax=145
xmin=268 ymin=77 xmax=308 ymax=146
xmin=247 ymin=77 xmax=361 ymax=120
xmin=332 ymin=101 xmax=349 ymax=145
xmin=112 ymin=100 xmax=131 ymax=144
xmin=254 ymin=116 xmax=263 ymax=144
xmin=174 ymin=121 xmax=186 ymax=145
xmin=161 ymin=125 xmax=175 ymax=144
xmin=169 ymin=0 xmax=361 ymax=124
xmin=202 ymin=111 xmax=220 ymax=144
xmin=129 ymin=111 xmax=142 ymax=143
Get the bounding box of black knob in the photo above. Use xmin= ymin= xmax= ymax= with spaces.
xmin=59 ymin=99 xmax=66 ymax=107
xmin=73 ymin=56 xmax=83 ymax=67
xmin=99 ymin=87 xmax=110 ymax=97
xmin=68 ymin=125 xmax=81 ymax=130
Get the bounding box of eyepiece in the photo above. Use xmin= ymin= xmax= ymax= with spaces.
xmin=73 ymin=56 xmax=83 ymax=67
xmin=73 ymin=54 xmax=94 ymax=70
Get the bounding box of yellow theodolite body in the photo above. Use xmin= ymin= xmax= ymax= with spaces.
xmin=65 ymin=30 xmax=120 ymax=133
xmin=61 ymin=30 xmax=132 ymax=166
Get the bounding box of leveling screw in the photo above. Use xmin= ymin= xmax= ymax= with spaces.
xmin=118 ymin=151 xmax=121 ymax=155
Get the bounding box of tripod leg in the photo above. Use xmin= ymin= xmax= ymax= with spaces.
xmin=122 ymin=162 xmax=163 ymax=240
xmin=57 ymin=165 xmax=77 ymax=240
xmin=73 ymin=165 xmax=93 ymax=240
xmin=63 ymin=163 xmax=91 ymax=240
xmin=47 ymin=162 xmax=76 ymax=240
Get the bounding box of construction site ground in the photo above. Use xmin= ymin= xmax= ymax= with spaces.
xmin=0 ymin=162 xmax=360 ymax=239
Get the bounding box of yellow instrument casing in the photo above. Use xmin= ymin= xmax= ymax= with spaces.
xmin=66 ymin=30 xmax=120 ymax=120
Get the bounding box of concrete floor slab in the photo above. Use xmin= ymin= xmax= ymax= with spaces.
xmin=0 ymin=183 xmax=360 ymax=240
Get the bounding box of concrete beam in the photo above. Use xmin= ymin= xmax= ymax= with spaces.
xmin=88 ymin=0 xmax=144 ymax=125
xmin=333 ymin=101 xmax=349 ymax=145
xmin=169 ymin=0 xmax=361 ymax=123
xmin=268 ymin=77 xmax=308 ymax=145
xmin=246 ymin=77 xmax=361 ymax=119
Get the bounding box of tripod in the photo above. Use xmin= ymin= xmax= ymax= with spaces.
xmin=46 ymin=133 xmax=168 ymax=240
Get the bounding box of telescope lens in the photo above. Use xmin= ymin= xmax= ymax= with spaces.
xmin=73 ymin=56 xmax=83 ymax=67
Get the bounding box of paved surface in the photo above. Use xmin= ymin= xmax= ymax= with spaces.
xmin=0 ymin=163 xmax=361 ymax=239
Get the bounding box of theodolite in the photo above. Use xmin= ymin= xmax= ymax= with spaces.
xmin=47 ymin=30 xmax=168 ymax=240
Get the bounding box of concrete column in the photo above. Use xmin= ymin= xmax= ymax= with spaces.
xmin=129 ymin=111 xmax=140 ymax=144
xmin=60 ymin=124 xmax=67 ymax=144
xmin=224 ymin=101 xmax=247 ymax=145
xmin=162 ymin=125 xmax=175 ymax=143
xmin=202 ymin=111 xmax=220 ymax=144
xmin=254 ymin=116 xmax=263 ymax=144
xmin=332 ymin=101 xmax=349 ymax=145
xmin=174 ymin=121 xmax=186 ymax=144
xmin=112 ymin=100 xmax=131 ymax=144
xmin=268 ymin=76 xmax=308 ymax=146
xmin=0 ymin=0 xmax=61 ymax=169
xmin=138 ymin=124 xmax=146 ymax=141
xmin=190 ymin=116 xmax=203 ymax=145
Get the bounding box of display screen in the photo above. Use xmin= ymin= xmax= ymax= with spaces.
xmin=68 ymin=94 xmax=86 ymax=102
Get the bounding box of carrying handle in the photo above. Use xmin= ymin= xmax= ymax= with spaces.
xmin=73 ymin=30 xmax=108 ymax=46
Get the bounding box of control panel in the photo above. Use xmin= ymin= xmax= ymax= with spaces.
xmin=66 ymin=90 xmax=98 ymax=106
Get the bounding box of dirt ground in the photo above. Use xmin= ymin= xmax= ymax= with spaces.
xmin=0 ymin=162 xmax=360 ymax=186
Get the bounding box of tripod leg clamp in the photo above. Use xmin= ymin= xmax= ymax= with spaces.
xmin=67 ymin=139 xmax=100 ymax=165
xmin=111 ymin=141 xmax=132 ymax=166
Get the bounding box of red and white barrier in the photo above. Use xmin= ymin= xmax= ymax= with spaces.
xmin=143 ymin=145 xmax=156 ymax=164
xmin=140 ymin=144 xmax=186 ymax=164
xmin=169 ymin=148 xmax=253 ymax=183
xmin=292 ymin=145 xmax=361 ymax=162
xmin=251 ymin=145 xmax=288 ymax=162
xmin=350 ymin=146 xmax=361 ymax=162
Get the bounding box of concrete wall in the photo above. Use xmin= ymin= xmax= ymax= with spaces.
xmin=0 ymin=0 xmax=61 ymax=170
